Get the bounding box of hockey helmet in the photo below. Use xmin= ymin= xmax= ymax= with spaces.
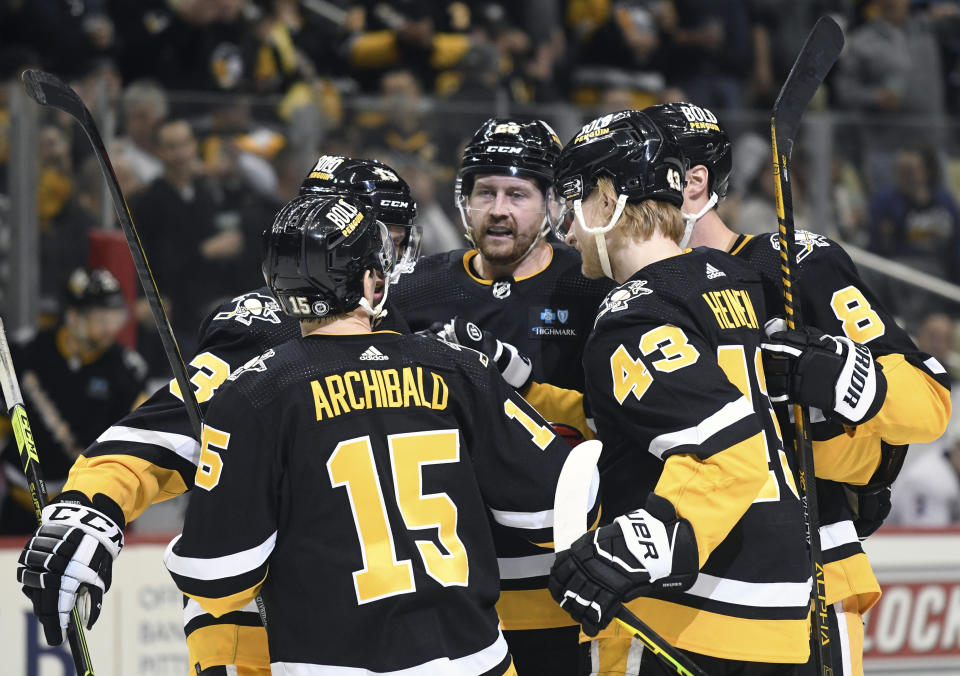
xmin=457 ymin=118 xmax=562 ymax=197
xmin=299 ymin=156 xmax=420 ymax=277
xmin=65 ymin=268 xmax=126 ymax=310
xmin=262 ymin=194 xmax=396 ymax=319
xmin=643 ymin=102 xmax=732 ymax=200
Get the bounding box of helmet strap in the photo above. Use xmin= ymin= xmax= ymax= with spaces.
xmin=574 ymin=193 xmax=627 ymax=280
xmin=679 ymin=191 xmax=718 ymax=249
xmin=359 ymin=275 xmax=390 ymax=322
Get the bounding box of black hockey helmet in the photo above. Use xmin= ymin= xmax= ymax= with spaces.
xmin=457 ymin=118 xmax=562 ymax=197
xmin=299 ymin=156 xmax=420 ymax=275
xmin=262 ymin=194 xmax=396 ymax=319
xmin=554 ymin=110 xmax=687 ymax=214
xmin=65 ymin=268 xmax=126 ymax=310
xmin=643 ymin=102 xmax=732 ymax=199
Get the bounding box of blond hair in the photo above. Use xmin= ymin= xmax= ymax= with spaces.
xmin=595 ymin=177 xmax=684 ymax=244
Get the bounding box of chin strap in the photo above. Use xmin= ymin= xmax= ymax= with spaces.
xmin=359 ymin=279 xmax=390 ymax=322
xmin=574 ymin=194 xmax=628 ymax=280
xmin=679 ymin=192 xmax=718 ymax=250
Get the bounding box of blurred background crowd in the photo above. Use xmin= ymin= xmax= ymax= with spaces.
xmin=1 ymin=0 xmax=959 ymax=530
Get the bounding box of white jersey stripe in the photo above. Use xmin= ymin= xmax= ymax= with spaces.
xmin=270 ymin=631 xmax=508 ymax=675
xmin=164 ymin=532 xmax=276 ymax=581
xmin=647 ymin=396 xmax=754 ymax=460
xmin=820 ymin=520 xmax=859 ymax=551
xmin=183 ymin=597 xmax=259 ymax=627
xmin=497 ymin=553 xmax=555 ymax=579
xmin=684 ymin=572 xmax=812 ymax=608
xmin=97 ymin=425 xmax=201 ymax=467
xmin=490 ymin=467 xmax=598 ymax=530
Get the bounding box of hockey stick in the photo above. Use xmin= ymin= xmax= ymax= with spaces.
xmin=20 ymin=70 xmax=203 ymax=441
xmin=554 ymin=441 xmax=707 ymax=676
xmin=0 ymin=318 xmax=95 ymax=676
xmin=771 ymin=16 xmax=844 ymax=675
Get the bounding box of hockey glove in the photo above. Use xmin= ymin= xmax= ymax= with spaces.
xmin=761 ymin=319 xmax=887 ymax=426
xmin=846 ymin=485 xmax=892 ymax=540
xmin=549 ymin=494 xmax=699 ymax=636
xmin=437 ymin=317 xmax=533 ymax=390
xmin=17 ymin=492 xmax=124 ymax=645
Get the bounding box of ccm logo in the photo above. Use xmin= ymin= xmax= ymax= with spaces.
xmin=380 ymin=200 xmax=409 ymax=208
xmin=487 ymin=145 xmax=522 ymax=154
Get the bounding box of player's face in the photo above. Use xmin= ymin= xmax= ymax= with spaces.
xmin=564 ymin=192 xmax=606 ymax=279
xmin=73 ymin=306 xmax=129 ymax=352
xmin=466 ymin=175 xmax=545 ymax=265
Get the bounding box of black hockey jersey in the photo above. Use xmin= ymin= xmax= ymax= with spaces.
xmin=164 ymin=331 xmax=595 ymax=674
xmin=732 ymin=231 xmax=952 ymax=609
xmin=584 ymin=248 xmax=811 ymax=663
xmin=391 ymin=243 xmax=614 ymax=391
xmin=62 ymin=287 xmax=408 ymax=670
xmin=1 ymin=327 xmax=146 ymax=532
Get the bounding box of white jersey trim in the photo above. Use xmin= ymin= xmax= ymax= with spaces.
xmin=684 ymin=573 xmax=812 ymax=608
xmin=497 ymin=553 xmax=556 ymax=580
xmin=164 ymin=532 xmax=277 ymax=581
xmin=647 ymin=396 xmax=754 ymax=460
xmin=270 ymin=631 xmax=508 ymax=675
xmin=97 ymin=425 xmax=201 ymax=466
xmin=183 ymin=597 xmax=259 ymax=627
xmin=819 ymin=520 xmax=859 ymax=551
xmin=489 ymin=468 xmax=598 ymax=530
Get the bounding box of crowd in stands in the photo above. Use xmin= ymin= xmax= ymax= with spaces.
xmin=1 ymin=0 xmax=959 ymax=527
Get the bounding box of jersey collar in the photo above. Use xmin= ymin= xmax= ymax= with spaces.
xmin=461 ymin=246 xmax=555 ymax=285
xmin=729 ymin=234 xmax=753 ymax=256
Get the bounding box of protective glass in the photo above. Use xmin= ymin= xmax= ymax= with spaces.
xmin=391 ymin=223 xmax=422 ymax=280
xmin=374 ymin=220 xmax=397 ymax=276
xmin=551 ymin=199 xmax=578 ymax=241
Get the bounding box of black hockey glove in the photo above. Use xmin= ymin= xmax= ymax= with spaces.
xmin=549 ymin=494 xmax=699 ymax=636
xmin=761 ymin=319 xmax=887 ymax=426
xmin=435 ymin=317 xmax=533 ymax=390
xmin=846 ymin=485 xmax=892 ymax=540
xmin=17 ymin=492 xmax=124 ymax=645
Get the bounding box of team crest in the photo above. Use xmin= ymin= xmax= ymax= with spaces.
xmin=595 ymin=280 xmax=652 ymax=326
xmin=492 ymin=281 xmax=512 ymax=299
xmin=214 ymin=293 xmax=283 ymax=326
xmin=768 ymin=231 xmax=830 ymax=264
xmin=227 ymin=349 xmax=275 ymax=381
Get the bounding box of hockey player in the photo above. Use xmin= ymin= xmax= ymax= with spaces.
xmin=15 ymin=158 xmax=421 ymax=675
xmin=164 ymin=191 xmax=598 ymax=675
xmin=548 ymin=110 xmax=813 ymax=672
xmin=390 ymin=118 xmax=614 ymax=674
xmin=642 ymin=101 xmax=952 ymax=675
xmin=1 ymin=268 xmax=146 ymax=534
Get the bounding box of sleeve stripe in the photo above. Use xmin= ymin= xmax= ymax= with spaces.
xmin=648 ymin=396 xmax=755 ymax=460
xmin=489 ymin=468 xmax=598 ymax=530
xmin=183 ymin=597 xmax=259 ymax=626
xmin=97 ymin=425 xmax=200 ymax=466
xmin=820 ymin=520 xmax=859 ymax=551
xmin=684 ymin=573 xmax=812 ymax=608
xmin=924 ymin=356 xmax=947 ymax=375
xmin=164 ymin=532 xmax=277 ymax=581
xmin=497 ymin=553 xmax=555 ymax=579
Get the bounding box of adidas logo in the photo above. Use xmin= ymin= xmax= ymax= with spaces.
xmin=359 ymin=346 xmax=389 ymax=361
xmin=706 ymin=263 xmax=725 ymax=280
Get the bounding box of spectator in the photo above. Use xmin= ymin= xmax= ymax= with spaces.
xmin=132 ymin=118 xmax=243 ymax=355
xmin=867 ymin=146 xmax=960 ymax=285
xmin=117 ymin=80 xmax=168 ymax=185
xmin=834 ymin=0 xmax=959 ymax=189
xmin=914 ymin=312 xmax=958 ymax=381
xmin=0 ymin=268 xmax=146 ymax=534
xmin=889 ymin=423 xmax=960 ymax=527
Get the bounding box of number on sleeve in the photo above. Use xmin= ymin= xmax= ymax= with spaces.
xmin=503 ymin=399 xmax=555 ymax=450
xmin=170 ymin=352 xmax=231 ymax=404
xmin=830 ymin=286 xmax=885 ymax=344
xmin=195 ymin=424 xmax=229 ymax=490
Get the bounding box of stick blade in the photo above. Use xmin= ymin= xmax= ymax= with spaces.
xmin=21 ymin=69 xmax=90 ymax=124
xmin=554 ymin=439 xmax=602 ymax=551
xmin=772 ymin=16 xmax=844 ymax=144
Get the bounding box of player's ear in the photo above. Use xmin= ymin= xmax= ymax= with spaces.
xmin=362 ymin=270 xmax=377 ymax=303
xmin=686 ymin=165 xmax=709 ymax=199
